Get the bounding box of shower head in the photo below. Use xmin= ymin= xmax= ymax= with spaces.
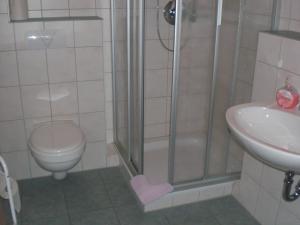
xmin=163 ymin=0 xmax=176 ymax=25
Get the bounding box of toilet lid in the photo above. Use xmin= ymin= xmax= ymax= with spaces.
xmin=29 ymin=121 xmax=85 ymax=154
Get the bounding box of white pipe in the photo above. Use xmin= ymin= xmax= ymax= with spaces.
xmin=0 ymin=156 xmax=17 ymax=225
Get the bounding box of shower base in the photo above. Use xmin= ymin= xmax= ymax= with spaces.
xmin=110 ymin=140 xmax=240 ymax=212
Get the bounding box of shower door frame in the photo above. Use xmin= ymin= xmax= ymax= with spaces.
xmin=168 ymin=0 xmax=239 ymax=187
xmin=111 ymin=0 xmax=280 ymax=188
xmin=111 ymin=0 xmax=145 ymax=175
xmin=168 ymin=0 xmax=281 ymax=189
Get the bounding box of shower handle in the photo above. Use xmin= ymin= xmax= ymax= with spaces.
xmin=163 ymin=0 xmax=176 ymax=25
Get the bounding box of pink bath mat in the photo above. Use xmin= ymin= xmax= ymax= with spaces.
xmin=130 ymin=175 xmax=173 ymax=204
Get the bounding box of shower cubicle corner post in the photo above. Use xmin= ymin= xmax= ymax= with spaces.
xmin=138 ymin=0 xmax=145 ymax=174
xmin=168 ymin=0 xmax=183 ymax=185
xmin=111 ymin=0 xmax=145 ymax=176
xmin=111 ymin=0 xmax=117 ymax=143
xmin=203 ymin=0 xmax=224 ymax=179
xmin=127 ymin=0 xmax=133 ymax=163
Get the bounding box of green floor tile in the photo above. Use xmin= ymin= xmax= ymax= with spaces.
xmin=69 ymin=208 xmax=119 ymax=225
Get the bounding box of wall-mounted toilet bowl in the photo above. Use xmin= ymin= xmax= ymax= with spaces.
xmin=28 ymin=120 xmax=86 ymax=180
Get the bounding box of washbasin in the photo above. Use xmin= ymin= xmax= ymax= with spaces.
xmin=226 ymin=102 xmax=300 ymax=173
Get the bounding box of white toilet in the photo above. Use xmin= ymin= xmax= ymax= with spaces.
xmin=28 ymin=120 xmax=86 ymax=180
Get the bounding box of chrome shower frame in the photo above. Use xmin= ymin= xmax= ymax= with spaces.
xmin=111 ymin=0 xmax=281 ymax=189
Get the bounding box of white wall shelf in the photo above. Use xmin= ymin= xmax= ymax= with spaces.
xmin=11 ymin=16 xmax=103 ymax=23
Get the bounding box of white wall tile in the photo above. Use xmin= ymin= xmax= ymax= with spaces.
xmin=44 ymin=21 xmax=74 ymax=48
xmin=261 ymin=165 xmax=284 ymax=200
xmin=145 ymin=98 xmax=167 ymax=125
xmin=104 ymin=73 xmax=112 ymax=102
xmin=69 ymin=0 xmax=95 ymax=9
xmin=288 ymin=20 xmax=300 ymax=32
xmin=96 ymin=0 xmax=110 ymax=9
xmin=280 ymin=0 xmax=291 ymax=18
xmin=0 ymin=51 xmax=19 ymax=87
xmin=14 ymin=22 xmax=45 ymax=50
xmin=1 ymin=151 xmax=31 ymax=180
xmin=41 ymin=0 xmax=68 ymax=9
xmin=281 ymin=37 xmax=300 ymax=75
xmin=77 ymin=81 xmax=105 ymax=113
xmin=70 ymin=9 xmax=96 ymax=17
xmin=291 ymin=0 xmax=300 ymax=20
xmin=0 ymin=87 xmax=23 ymax=121
xmin=254 ymin=188 xmax=280 ymax=225
xmin=42 ymin=10 xmax=70 ymax=17
xmin=145 ymin=69 xmax=168 ymax=98
xmin=74 ymin=20 xmax=102 ymax=47
xmin=252 ymin=62 xmax=277 ymax=102
xmin=0 ymin=0 xmax=8 ymax=13
xmin=257 ymin=33 xmax=282 ymax=67
xmin=145 ymin=40 xmax=169 ymax=69
xmin=76 ymin=47 xmax=103 ymax=81
xmin=105 ymin=102 xmax=113 ymax=130
xmin=79 ymin=112 xmax=106 ymax=142
xmin=145 ymin=123 xmax=166 ymax=139
xmin=103 ymin=42 xmax=112 ymax=73
xmin=21 ymin=85 xmax=51 ymax=118
xmin=0 ymin=14 xmax=15 ymax=51
xmin=97 ymin=9 xmax=111 ymax=42
xmin=278 ymin=18 xmax=290 ymax=30
xmin=82 ymin=141 xmax=107 ymax=170
xmin=28 ymin=11 xmax=42 ymax=18
xmin=241 ymin=14 xmax=271 ymax=51
xmin=0 ymin=120 xmax=27 ymax=153
xmin=47 ymin=48 xmax=76 ymax=83
xmin=18 ymin=50 xmax=48 ymax=85
xmin=239 ymin=173 xmax=260 ymax=215
xmin=50 ymin=83 xmax=78 ymax=116
xmin=27 ymin=0 xmax=41 ymax=10
xmin=242 ymin=153 xmax=263 ymax=184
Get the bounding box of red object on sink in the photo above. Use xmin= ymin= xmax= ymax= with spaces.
xmin=276 ymin=84 xmax=299 ymax=109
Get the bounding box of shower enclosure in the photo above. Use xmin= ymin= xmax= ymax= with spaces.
xmin=111 ymin=0 xmax=279 ymax=189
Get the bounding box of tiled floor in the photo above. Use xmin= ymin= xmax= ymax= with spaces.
xmin=2 ymin=167 xmax=260 ymax=225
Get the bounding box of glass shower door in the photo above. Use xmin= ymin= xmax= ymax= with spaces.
xmin=112 ymin=0 xmax=144 ymax=174
xmin=169 ymin=0 xmax=217 ymax=184
xmin=113 ymin=0 xmax=129 ymax=159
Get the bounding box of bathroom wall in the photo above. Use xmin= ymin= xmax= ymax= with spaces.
xmin=143 ymin=0 xmax=172 ymax=141
xmin=0 ymin=0 xmax=117 ymax=180
xmin=225 ymin=0 xmax=275 ymax=174
xmin=279 ymin=0 xmax=300 ymax=32
xmin=234 ymin=32 xmax=300 ymax=225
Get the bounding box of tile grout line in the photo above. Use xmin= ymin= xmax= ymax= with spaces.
xmin=11 ymin=20 xmax=33 ymax=179
xmin=72 ymin=19 xmax=83 ymax=171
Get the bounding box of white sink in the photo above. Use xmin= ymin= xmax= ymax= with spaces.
xmin=226 ymin=102 xmax=300 ymax=173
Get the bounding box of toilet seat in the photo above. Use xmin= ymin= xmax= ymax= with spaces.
xmin=29 ymin=120 xmax=86 ymax=156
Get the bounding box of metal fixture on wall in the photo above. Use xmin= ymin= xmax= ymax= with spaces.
xmin=283 ymin=171 xmax=300 ymax=201
xmin=156 ymin=0 xmax=174 ymax=52
xmin=157 ymin=0 xmax=196 ymax=52
xmin=163 ymin=0 xmax=176 ymax=25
